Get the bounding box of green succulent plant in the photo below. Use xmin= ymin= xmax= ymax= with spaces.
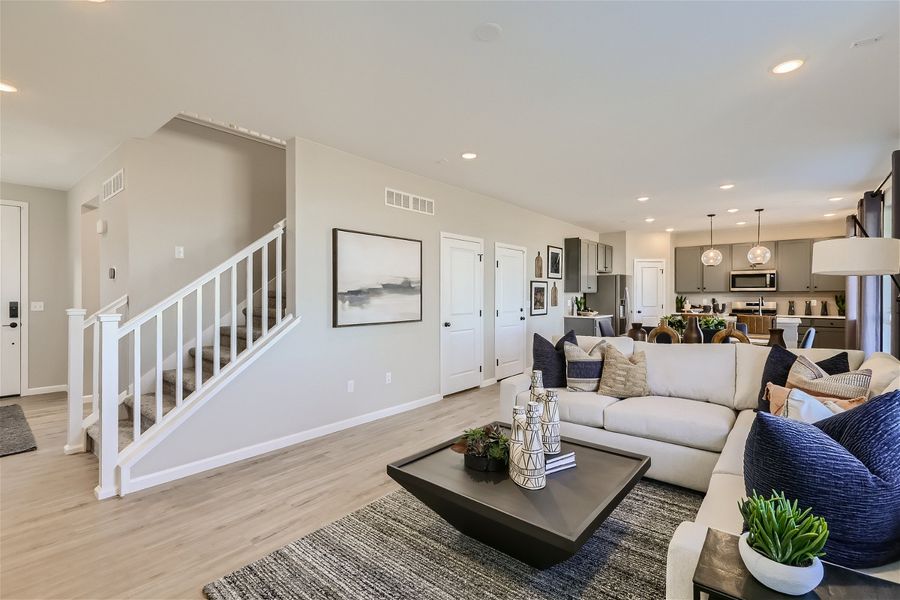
xmin=835 ymin=293 xmax=846 ymax=316
xmin=451 ymin=423 xmax=510 ymax=464
xmin=739 ymin=491 xmax=829 ymax=567
xmin=699 ymin=316 xmax=726 ymax=331
xmin=675 ymin=295 xmax=687 ymax=312
xmin=663 ymin=314 xmax=685 ymax=333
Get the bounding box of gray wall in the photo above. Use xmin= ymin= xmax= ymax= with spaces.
xmin=131 ymin=136 xmax=598 ymax=477
xmin=1 ymin=182 xmax=70 ymax=390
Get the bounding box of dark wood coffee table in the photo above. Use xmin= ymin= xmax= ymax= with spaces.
xmin=386 ymin=426 xmax=650 ymax=568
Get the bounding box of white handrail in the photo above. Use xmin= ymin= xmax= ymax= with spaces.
xmin=117 ymin=221 xmax=285 ymax=337
xmin=83 ymin=295 xmax=128 ymax=329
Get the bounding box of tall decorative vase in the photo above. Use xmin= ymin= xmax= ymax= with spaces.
xmin=541 ymin=390 xmax=561 ymax=455
xmin=529 ymin=370 xmax=545 ymax=405
xmin=627 ymin=323 xmax=647 ymax=341
xmin=682 ymin=316 xmax=703 ymax=344
xmin=821 ymin=301 xmax=829 ymax=316
xmin=766 ymin=328 xmax=786 ymax=348
xmin=509 ymin=402 xmax=546 ymax=490
xmin=535 ymin=252 xmax=543 ymax=278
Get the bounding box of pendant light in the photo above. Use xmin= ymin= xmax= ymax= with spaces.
xmin=700 ymin=214 xmax=723 ymax=266
xmin=747 ymin=208 xmax=772 ymax=266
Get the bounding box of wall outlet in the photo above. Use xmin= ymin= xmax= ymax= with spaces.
xmin=30 ymin=301 xmax=44 ymax=312
xmin=347 ymin=379 xmax=354 ymax=393
xmin=175 ymin=246 xmax=185 ymax=259
xmin=811 ymin=299 xmax=818 ymax=306
xmin=385 ymin=372 xmax=392 ymax=384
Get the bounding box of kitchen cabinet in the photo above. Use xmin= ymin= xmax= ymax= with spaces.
xmin=564 ymin=237 xmax=598 ymax=293
xmin=731 ymin=241 xmax=777 ymax=270
xmin=701 ymin=244 xmax=732 ymax=293
xmin=776 ymin=239 xmax=813 ymax=292
xmin=811 ymin=238 xmax=846 ymax=292
xmin=597 ymin=243 xmax=614 ymax=274
xmin=675 ymin=246 xmax=703 ymax=293
xmin=799 ymin=318 xmax=845 ymax=348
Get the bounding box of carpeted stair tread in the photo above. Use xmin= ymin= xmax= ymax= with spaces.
xmin=124 ymin=392 xmax=177 ymax=424
xmin=267 ymin=289 xmax=286 ymax=300
xmin=242 ymin=305 xmax=282 ymax=319
xmin=86 ymin=419 xmax=135 ymax=451
xmin=189 ymin=344 xmax=234 ymax=367
xmin=219 ymin=325 xmax=264 ymax=343
xmin=162 ymin=365 xmax=214 ymax=395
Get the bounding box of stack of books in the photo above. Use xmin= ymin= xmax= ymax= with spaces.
xmin=546 ymin=451 xmax=576 ymax=475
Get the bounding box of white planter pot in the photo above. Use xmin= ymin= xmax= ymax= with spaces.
xmin=738 ymin=532 xmax=824 ymax=596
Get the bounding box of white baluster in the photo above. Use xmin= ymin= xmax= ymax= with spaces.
xmin=275 ymin=230 xmax=282 ymax=325
xmin=261 ymin=243 xmax=268 ymax=336
xmin=246 ymin=255 xmax=253 ymax=351
xmin=95 ymin=313 xmax=121 ymax=500
xmin=213 ymin=274 xmax=221 ymax=374
xmin=133 ymin=327 xmax=141 ymax=442
xmin=195 ymin=286 xmax=203 ymax=393
xmin=65 ymin=309 xmax=86 ymax=454
xmin=230 ymin=265 xmax=237 ymax=361
xmin=156 ymin=314 xmax=163 ymax=420
xmin=176 ymin=299 xmax=183 ymax=406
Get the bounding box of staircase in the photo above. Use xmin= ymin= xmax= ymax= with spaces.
xmin=67 ymin=220 xmax=292 ymax=499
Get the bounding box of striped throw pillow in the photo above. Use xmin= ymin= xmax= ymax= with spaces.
xmin=564 ymin=341 xmax=605 ymax=392
xmin=787 ymin=355 xmax=871 ymax=399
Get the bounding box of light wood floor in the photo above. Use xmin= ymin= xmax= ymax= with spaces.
xmin=1 ymin=387 xmax=501 ymax=599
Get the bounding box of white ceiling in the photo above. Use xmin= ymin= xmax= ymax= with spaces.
xmin=1 ymin=1 xmax=897 ymax=233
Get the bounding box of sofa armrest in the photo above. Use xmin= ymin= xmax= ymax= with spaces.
xmin=666 ymin=521 xmax=709 ymax=600
xmin=499 ymin=373 xmax=531 ymax=420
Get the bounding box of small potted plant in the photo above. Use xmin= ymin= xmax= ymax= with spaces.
xmin=675 ymin=295 xmax=687 ymax=313
xmin=835 ymin=293 xmax=846 ymax=317
xmin=451 ymin=423 xmax=510 ymax=472
xmin=738 ymin=491 xmax=828 ymax=595
xmin=699 ymin=316 xmax=727 ymax=343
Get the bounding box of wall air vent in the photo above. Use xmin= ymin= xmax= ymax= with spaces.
xmin=385 ymin=187 xmax=435 ymax=216
xmin=101 ymin=169 xmax=125 ymax=203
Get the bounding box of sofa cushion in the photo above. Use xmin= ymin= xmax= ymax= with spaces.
xmin=633 ymin=342 xmax=736 ymax=408
xmin=756 ymin=345 xmax=851 ymax=412
xmin=713 ymin=409 xmax=756 ymax=477
xmin=516 ymin=388 xmax=616 ymax=428
xmin=693 ymin=473 xmax=746 ymax=535
xmin=744 ymin=391 xmax=900 ymax=568
xmin=597 ymin=345 xmax=649 ymax=398
xmin=604 ymin=396 xmax=736 ymax=452
xmin=564 ymin=341 xmax=604 ymax=392
xmin=532 ymin=330 xmax=576 ymax=388
xmin=859 ymin=352 xmax=900 ymax=396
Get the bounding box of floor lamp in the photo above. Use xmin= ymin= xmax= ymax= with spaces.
xmin=812 ymin=218 xmax=900 ymax=357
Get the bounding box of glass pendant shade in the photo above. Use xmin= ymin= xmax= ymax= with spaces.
xmin=701 ymin=247 xmax=723 ymax=266
xmin=747 ymin=244 xmax=772 ymax=266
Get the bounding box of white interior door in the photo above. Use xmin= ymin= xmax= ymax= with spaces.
xmin=633 ymin=259 xmax=665 ymax=326
xmin=440 ymin=233 xmax=484 ymax=395
xmin=1 ymin=204 xmax=23 ymax=396
xmin=495 ymin=243 xmax=527 ymax=380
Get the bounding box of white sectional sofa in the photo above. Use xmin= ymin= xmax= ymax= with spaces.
xmin=498 ymin=336 xmax=900 ymax=598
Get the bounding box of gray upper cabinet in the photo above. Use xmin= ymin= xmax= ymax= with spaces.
xmin=731 ymin=241 xmax=777 ymax=270
xmin=597 ymin=243 xmax=613 ymax=274
xmin=675 ymin=246 xmax=703 ymax=293
xmin=776 ymin=239 xmax=813 ymax=292
xmin=564 ymin=237 xmax=598 ymax=293
xmin=701 ymin=244 xmax=732 ymax=293
xmin=811 ymin=238 xmax=846 ymax=292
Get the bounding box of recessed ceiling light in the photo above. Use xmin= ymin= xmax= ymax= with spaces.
xmin=771 ymin=59 xmax=804 ymax=74
xmin=644 ymin=217 xmax=655 ymax=223
xmin=473 ymin=23 xmax=503 ymax=43
xmin=665 ymin=227 xmax=674 ymax=232
xmin=719 ymin=183 xmax=735 ymax=190
xmin=461 ymin=152 xmax=477 ymax=160
xmin=637 ymin=196 xmax=650 ymax=202
xmin=828 ymin=197 xmax=843 ymax=202
xmin=727 ymin=208 xmax=739 ymax=213
xmin=824 ymin=213 xmax=836 ymax=217
xmin=0 ymin=82 xmax=18 ymax=93
xmin=736 ymin=221 xmax=747 ymax=226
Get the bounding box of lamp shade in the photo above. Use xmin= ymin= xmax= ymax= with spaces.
xmin=701 ymin=247 xmax=723 ymax=266
xmin=811 ymin=237 xmax=900 ymax=275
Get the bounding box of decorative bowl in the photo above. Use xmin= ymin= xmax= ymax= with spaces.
xmin=463 ymin=454 xmax=507 ymax=472
xmin=738 ymin=532 xmax=823 ymax=596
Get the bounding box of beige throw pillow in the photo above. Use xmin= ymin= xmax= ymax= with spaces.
xmin=786 ymin=355 xmax=871 ymax=399
xmin=765 ymin=382 xmax=866 ymax=418
xmin=598 ymin=345 xmax=649 ymax=398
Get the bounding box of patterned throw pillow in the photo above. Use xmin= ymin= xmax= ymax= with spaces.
xmin=765 ymin=383 xmax=866 ymax=420
xmin=744 ymin=390 xmax=900 ymax=568
xmin=786 ymin=355 xmax=872 ymax=399
xmin=757 ymin=345 xmax=851 ymax=412
xmin=564 ymin=341 xmax=605 ymax=392
xmin=598 ymin=345 xmax=649 ymax=398
xmin=532 ymin=331 xmax=577 ymax=388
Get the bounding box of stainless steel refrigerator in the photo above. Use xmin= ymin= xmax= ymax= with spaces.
xmin=584 ymin=274 xmax=632 ymax=336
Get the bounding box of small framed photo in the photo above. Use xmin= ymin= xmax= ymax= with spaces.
xmin=530 ymin=280 xmax=548 ymax=316
xmin=547 ymin=245 xmax=563 ymax=279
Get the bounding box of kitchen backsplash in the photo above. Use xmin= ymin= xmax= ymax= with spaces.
xmin=681 ymin=293 xmax=845 ymax=316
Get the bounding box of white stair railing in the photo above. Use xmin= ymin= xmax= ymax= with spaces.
xmin=84 ymin=220 xmax=287 ymax=499
xmin=65 ymin=294 xmax=128 ymax=455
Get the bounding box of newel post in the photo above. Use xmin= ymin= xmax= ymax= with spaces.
xmin=64 ymin=309 xmax=87 ymax=454
xmin=95 ymin=313 xmax=122 ymax=500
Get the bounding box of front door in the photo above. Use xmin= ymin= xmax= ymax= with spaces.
xmin=633 ymin=259 xmax=665 ymax=327
xmin=495 ymin=243 xmax=527 ymax=380
xmin=440 ymin=234 xmax=484 ymax=395
xmin=1 ymin=204 xmax=22 ymax=396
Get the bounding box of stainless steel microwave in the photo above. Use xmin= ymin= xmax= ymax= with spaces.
xmin=730 ymin=270 xmax=777 ymax=292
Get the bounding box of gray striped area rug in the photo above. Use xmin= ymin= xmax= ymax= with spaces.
xmin=204 ymin=480 xmax=702 ymax=600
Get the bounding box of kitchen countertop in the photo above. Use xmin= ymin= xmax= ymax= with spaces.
xmin=565 ymin=314 xmax=614 ymax=319
xmin=776 ymin=314 xmax=846 ymax=320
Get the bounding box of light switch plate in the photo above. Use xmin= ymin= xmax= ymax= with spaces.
xmin=175 ymin=246 xmax=185 ymax=259
xmin=30 ymin=301 xmax=44 ymax=312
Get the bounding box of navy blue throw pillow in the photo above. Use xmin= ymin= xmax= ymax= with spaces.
xmin=532 ymin=330 xmax=577 ymax=388
xmin=744 ymin=390 xmax=900 ymax=568
xmin=757 ymin=346 xmax=850 ymax=412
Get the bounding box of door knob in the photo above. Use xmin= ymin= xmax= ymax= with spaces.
xmin=443 ymin=322 xmax=451 ymax=327
xmin=519 ymin=316 xmax=525 ymax=321
xmin=8 ymin=322 xmax=17 ymax=328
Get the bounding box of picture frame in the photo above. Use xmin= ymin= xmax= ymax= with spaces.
xmin=332 ymin=228 xmax=423 ymax=327
xmin=530 ymin=280 xmax=548 ymax=316
xmin=547 ymin=245 xmax=563 ymax=279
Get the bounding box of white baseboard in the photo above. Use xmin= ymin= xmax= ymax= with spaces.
xmin=120 ymin=392 xmax=442 ymax=495
xmin=22 ymin=384 xmax=67 ymax=396
xmin=480 ymin=378 xmax=498 ymax=388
